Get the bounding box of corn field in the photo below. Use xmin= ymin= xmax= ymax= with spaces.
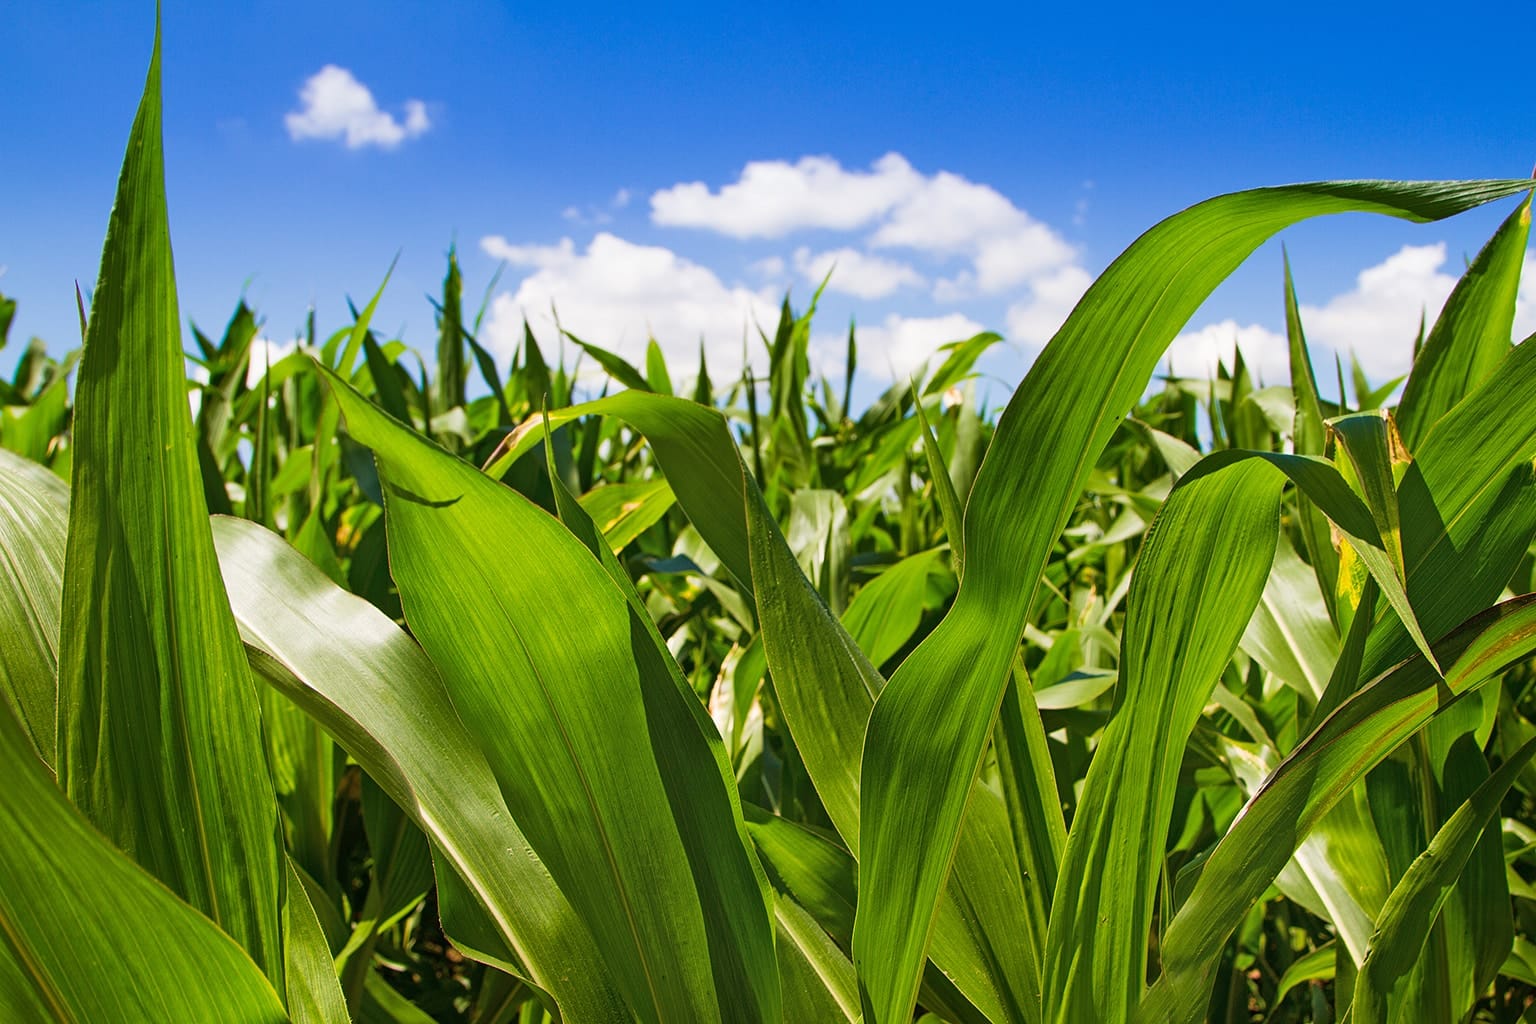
xmin=7 ymin=21 xmax=1536 ymax=1024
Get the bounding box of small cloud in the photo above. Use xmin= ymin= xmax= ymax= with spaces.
xmin=247 ymin=337 xmax=300 ymax=388
xmin=612 ymin=188 xmax=632 ymax=209
xmin=1514 ymin=249 xmax=1536 ymax=340
xmin=1164 ymin=320 xmax=1289 ymax=384
xmin=1168 ymin=242 xmax=1485 ymax=389
xmin=561 ymin=202 xmax=614 ymax=226
xmin=1004 ymin=265 xmax=1092 ymax=347
xmin=1300 ymin=243 xmax=1457 ymax=381
xmin=651 ymin=153 xmax=922 ymax=238
xmin=750 ymin=256 xmax=787 ymax=279
xmin=793 ymin=247 xmax=924 ymax=300
xmin=651 ymin=152 xmax=1081 ymax=304
xmin=847 ymin=313 xmax=988 ymax=382
xmin=478 ymin=232 xmax=778 ymax=378
xmin=1073 ymin=180 xmax=1095 ymax=227
xmin=403 ymin=99 xmax=429 ymax=136
xmin=285 ymin=65 xmax=431 ymax=150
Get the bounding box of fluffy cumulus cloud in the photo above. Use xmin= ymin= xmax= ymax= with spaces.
xmin=1004 ymin=265 xmax=1093 ymax=348
xmin=1167 ymin=242 xmax=1483 ymax=389
xmin=793 ymin=247 xmax=924 ymax=300
xmin=1300 ymin=244 xmax=1457 ymax=380
xmin=285 ymin=66 xmax=430 ymax=149
xmin=848 ymin=313 xmax=988 ymax=382
xmin=246 ymin=336 xmax=300 ymax=388
xmin=1162 ymin=320 xmax=1290 ymax=384
xmin=479 ymin=233 xmax=779 ymax=378
xmin=650 ymin=153 xmax=923 ymax=238
xmin=479 ymin=155 xmax=1102 ymax=387
xmin=652 ymin=154 xmax=1080 ymax=300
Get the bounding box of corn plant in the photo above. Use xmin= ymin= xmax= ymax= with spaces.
xmin=6 ymin=16 xmax=1536 ymax=1024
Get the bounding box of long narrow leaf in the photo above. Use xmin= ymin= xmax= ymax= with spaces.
xmin=1044 ymin=459 xmax=1282 ymax=1023
xmin=0 ymin=699 xmax=288 ymax=1023
xmin=1352 ymin=736 xmax=1536 ymax=1023
xmin=211 ymin=514 xmax=632 ymax=1023
xmin=484 ymin=392 xmax=1042 ymax=1021
xmin=1142 ymin=594 xmax=1536 ymax=1023
xmin=55 ymin=22 xmax=284 ymax=983
xmin=324 ymin=368 xmax=777 ymax=1024
xmin=855 ymin=179 xmax=1532 ymax=1024
xmin=0 ymin=448 xmax=66 ymax=766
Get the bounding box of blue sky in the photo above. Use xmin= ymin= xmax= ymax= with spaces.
xmin=6 ymin=1 xmax=1534 ymax=404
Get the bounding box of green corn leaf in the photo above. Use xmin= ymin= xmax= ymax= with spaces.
xmin=363 ymin=333 xmax=414 ymax=428
xmin=564 ymin=330 xmax=652 ymax=392
xmin=1264 ymin=944 xmax=1335 ymax=1023
xmin=1328 ymin=410 xmax=1442 ymax=674
xmin=786 ymin=490 xmax=851 ymax=615
xmin=1142 ymin=593 xmax=1536 ymax=1024
xmin=335 ymin=776 xmax=435 ymax=1008
xmin=1342 ymin=335 xmax=1536 ymax=1006
xmin=1352 ymin=736 xmax=1536 ymax=1024
xmin=991 ymin=659 xmax=1066 ymax=979
xmin=1365 ymin=335 xmax=1536 ymax=679
xmin=55 ymin=21 xmax=285 ymax=985
xmin=1395 ymin=195 xmax=1530 ymax=450
xmin=1044 ymin=459 xmax=1282 ymax=1024
xmin=483 ymin=391 xmax=1042 ymax=1022
xmin=841 ymin=547 xmax=946 ymax=671
xmin=1 ymin=367 xmax=70 ymax=465
xmin=923 ymin=331 xmax=1005 ymax=397
xmin=743 ymin=807 xmax=991 ymax=1024
xmin=855 ymin=179 xmax=1531 ymax=1024
xmin=695 ymin=342 xmax=714 ymax=405
xmin=435 ymin=246 xmax=466 ymax=413
xmin=576 ymin=477 xmax=676 ymax=553
xmin=772 ymin=890 xmax=860 ymax=1024
xmin=193 ymin=300 xmax=257 ymax=467
xmin=282 ymin=858 xmax=350 ymax=1024
xmin=211 ymin=513 xmax=632 ymax=1023
xmin=646 ymin=337 xmax=674 ymax=395
xmin=1286 ymin=257 xmax=1340 ymax=628
xmin=1240 ymin=531 xmax=1339 ymax=701
xmin=323 ymin=368 xmax=778 ymax=1024
xmin=259 ymin=664 xmax=336 ymax=889
xmin=0 ymin=697 xmax=288 ymax=1023
xmin=311 ymin=263 xmax=394 ymax=501
xmin=360 ymin=972 xmax=437 ymax=1024
xmin=539 ymin=412 xmax=782 ymax=1024
xmin=0 ymin=447 xmax=66 ymax=766
xmin=912 ymin=388 xmax=965 ymax=580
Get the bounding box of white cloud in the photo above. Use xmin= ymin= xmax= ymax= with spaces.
xmin=1300 ymin=243 xmax=1456 ymax=381
xmin=848 ymin=313 xmax=988 ymax=382
xmin=1163 ymin=320 xmax=1290 ymax=384
xmin=1511 ymin=249 xmax=1536 ymax=341
xmin=483 ymin=236 xmax=577 ymax=266
xmin=1004 ymin=265 xmax=1092 ymax=347
xmin=478 ymin=232 xmax=779 ymax=379
xmin=652 ymin=152 xmax=1080 ymax=308
xmin=870 ymin=172 xmax=1075 ymax=295
xmin=1166 ymin=242 xmax=1498 ymax=390
xmin=285 ymin=66 xmax=430 ymax=150
xmin=247 ymin=337 xmax=299 ymax=388
xmin=749 ymin=256 xmax=787 ymax=280
xmin=793 ymin=247 xmax=924 ymax=300
xmin=650 ymin=153 xmax=922 ymax=238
